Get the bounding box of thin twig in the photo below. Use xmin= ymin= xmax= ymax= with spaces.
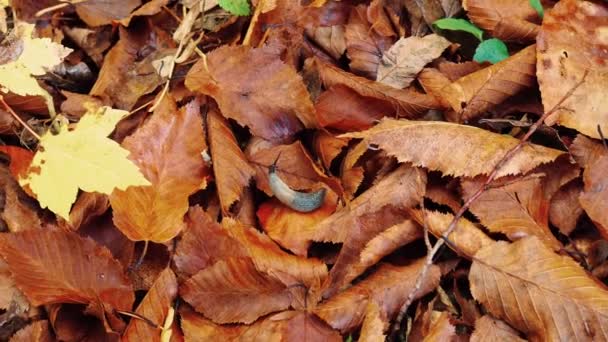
xmin=598 ymin=125 xmax=608 ymax=152
xmin=0 ymin=96 xmax=41 ymax=140
xmin=116 ymin=309 xmax=162 ymax=329
xmin=35 ymin=2 xmax=70 ymax=17
xmin=131 ymin=240 xmax=149 ymax=270
xmin=391 ymin=70 xmax=589 ymax=337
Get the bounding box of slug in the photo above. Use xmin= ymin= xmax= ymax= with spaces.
xmin=268 ymin=155 xmax=327 ymax=212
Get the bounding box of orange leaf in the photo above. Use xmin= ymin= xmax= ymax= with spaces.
xmin=315 ymin=259 xmax=441 ymax=333
xmin=207 ymin=109 xmax=255 ymax=214
xmin=0 ymin=229 xmax=134 ymax=311
xmin=359 ymin=302 xmax=388 ymax=342
xmin=180 ymin=257 xmax=292 ymax=324
xmin=0 ymin=166 xmax=43 ymax=233
xmin=424 ymin=311 xmax=458 ymax=341
xmin=344 ymin=118 xmax=563 ymax=178
xmin=313 ymin=131 xmax=347 ymax=170
xmin=470 ymin=316 xmax=525 ymax=342
xmin=537 ymin=0 xmax=608 ymax=139
xmin=0 ymin=145 xmax=33 ymax=179
xmin=580 ymin=155 xmax=608 ymax=238
xmin=463 ymin=0 xmax=540 ymax=43
xmin=442 ymin=45 xmax=536 ymax=121
xmin=123 ymin=268 xmax=178 ymax=342
xmin=470 ymin=237 xmax=608 ymax=341
xmin=110 ymin=96 xmax=207 ymax=242
xmin=9 ymin=320 xmax=53 ymax=342
xmin=549 ymin=180 xmax=584 ymax=236
xmin=185 ymin=45 xmax=316 ymax=141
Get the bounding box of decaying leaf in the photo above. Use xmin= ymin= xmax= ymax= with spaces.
xmin=343 ymin=118 xmax=563 ymax=178
xmin=580 ymin=155 xmax=608 ymax=238
xmin=20 ymin=106 xmax=149 ymax=220
xmin=537 ymin=0 xmax=608 ymax=139
xmin=110 ymin=96 xmax=206 ymax=242
xmin=463 ymin=0 xmax=541 ymax=43
xmin=470 ymin=315 xmax=525 ymax=342
xmin=186 ymin=45 xmax=316 ymax=142
xmin=377 ymin=34 xmax=451 ymax=89
xmin=72 ymin=0 xmax=141 ymax=27
xmin=9 ymin=320 xmax=53 ymax=342
xmin=0 ymin=23 xmax=72 ymax=116
xmin=470 ymin=237 xmax=608 ymax=341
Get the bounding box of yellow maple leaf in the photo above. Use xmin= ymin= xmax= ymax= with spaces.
xmin=0 ymin=23 xmax=72 ymax=116
xmin=19 ymin=106 xmax=151 ymax=219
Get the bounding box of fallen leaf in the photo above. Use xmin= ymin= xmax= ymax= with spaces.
xmin=0 ymin=23 xmax=72 ymax=116
xmin=470 ymin=315 xmax=525 ymax=342
xmin=0 ymin=229 xmax=134 ymax=311
xmin=20 ymin=106 xmax=149 ymax=220
xmin=123 ymin=268 xmax=178 ymax=342
xmin=441 ymin=44 xmax=537 ymax=121
xmin=59 ymin=192 xmax=109 ymax=231
xmin=550 ymin=179 xmax=584 ymax=236
xmin=315 ymin=58 xmax=442 ymax=119
xmin=315 ymin=259 xmax=441 ymax=333
xmin=359 ymin=301 xmax=387 ymax=342
xmin=185 ymin=45 xmax=316 ymax=142
xmin=0 ymin=146 xmax=33 ymax=179
xmin=208 ymin=108 xmax=255 ymax=214
xmin=305 ymin=25 xmax=347 ymax=60
xmin=570 ymin=135 xmax=608 ymax=169
xmin=0 ymin=165 xmax=43 ymax=233
xmin=470 ymin=236 xmax=608 ymax=341
xmin=313 ymin=131 xmax=347 ymax=170
xmin=463 ymin=0 xmax=541 ymax=43
xmin=120 ymin=0 xmax=169 ymax=26
xmin=424 ymin=311 xmax=458 ymax=341
xmin=180 ymin=257 xmax=293 ymax=324
xmin=344 ymin=5 xmax=394 ymax=79
xmin=377 ymin=34 xmax=451 ymax=89
xmin=72 ymin=0 xmax=141 ymax=27
xmin=343 ymin=118 xmax=563 ymax=178
xmin=9 ymin=320 xmax=52 ymax=342
xmin=580 ymin=155 xmax=608 ymax=238
xmin=110 ymin=96 xmax=206 ymax=242
xmin=537 ymin=0 xmax=608 ymax=139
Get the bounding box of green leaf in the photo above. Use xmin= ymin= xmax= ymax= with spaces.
xmin=433 ymin=18 xmax=484 ymax=41
xmin=473 ymin=38 xmax=509 ymax=64
xmin=218 ymin=0 xmax=251 ymax=16
xmin=529 ymin=0 xmax=544 ymax=19
xmin=19 ymin=106 xmax=150 ymax=219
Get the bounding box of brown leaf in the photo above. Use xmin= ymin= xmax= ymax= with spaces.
xmin=377 ymin=34 xmax=451 ymax=89
xmin=174 ymin=207 xmax=248 ymax=278
xmin=314 ymin=58 xmax=442 ymax=118
xmin=0 ymin=146 xmax=33 ymax=179
xmin=0 ymin=259 xmax=30 ymax=315
xmin=470 ymin=315 xmax=525 ymax=342
xmin=90 ymin=22 xmax=174 ymax=110
xmin=463 ymin=0 xmax=541 ymax=43
xmin=185 ymin=45 xmax=316 ymax=142
xmin=62 ymin=26 xmax=113 ymax=66
xmin=208 ymin=109 xmax=255 ymax=214
xmin=257 ymin=194 xmax=338 ymax=256
xmin=424 ymin=311 xmax=458 ymax=341
xmin=580 ymin=155 xmax=608 ymax=238
xmin=120 ymin=0 xmax=170 ymax=26
xmin=359 ymin=302 xmax=388 ymax=342
xmin=73 ymin=0 xmax=141 ymax=27
xmin=345 ymin=5 xmax=394 ymax=79
xmin=343 ymin=118 xmax=563 ymax=178
xmin=0 ymin=229 xmax=133 ymax=311
xmin=313 ymin=131 xmax=347 ymax=170
xmin=305 ymin=25 xmax=347 ymax=60
xmin=462 ymin=174 xmax=562 ymax=250
xmin=180 ymin=257 xmax=293 ymax=324
xmin=59 ymin=90 xmax=106 ymax=119
xmin=315 ymin=259 xmax=441 ymax=333
xmin=438 ymin=60 xmax=483 ymax=81
xmin=570 ymin=135 xmax=608 ymax=169
xmin=9 ymin=320 xmax=52 ymax=342
xmin=404 ymin=0 xmax=446 ymax=29
xmin=441 ymin=44 xmax=537 ymax=121
xmin=246 ymin=139 xmax=341 ymax=196
xmin=537 ymin=0 xmax=608 ymax=139
xmin=550 ymin=180 xmax=584 ymax=236
xmin=0 ymin=166 xmax=43 ymax=233
xmin=110 ymin=96 xmax=206 ymax=242
xmin=470 ymin=237 xmax=608 ymax=341
xmin=59 ymin=192 xmax=109 ymax=231
xmin=313 ymin=165 xmax=426 ymax=243
xmin=123 ymin=268 xmax=178 ymax=342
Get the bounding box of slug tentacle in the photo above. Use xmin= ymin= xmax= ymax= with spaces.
xmin=268 ymin=155 xmax=326 ymax=212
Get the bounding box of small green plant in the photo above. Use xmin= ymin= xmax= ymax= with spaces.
xmin=529 ymin=0 xmax=544 ymax=19
xmin=433 ymin=18 xmax=509 ymax=64
xmin=218 ymin=0 xmax=251 ymax=16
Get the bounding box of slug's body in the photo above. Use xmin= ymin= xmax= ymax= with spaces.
xmin=268 ymin=160 xmax=326 ymax=213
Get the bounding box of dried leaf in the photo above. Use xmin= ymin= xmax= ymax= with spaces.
xmin=570 ymin=135 xmax=607 ymax=169
xmin=537 ymin=0 xmax=608 ymax=139
xmin=470 ymin=237 xmax=608 ymax=341
xmin=377 ymin=34 xmax=451 ymax=89
xmin=123 ymin=268 xmax=178 ymax=342
xmin=9 ymin=320 xmax=52 ymax=342
xmin=0 ymin=229 xmax=134 ymax=311
xmin=0 ymin=165 xmax=43 ymax=233
xmin=424 ymin=311 xmax=458 ymax=341
xmin=463 ymin=0 xmax=541 ymax=43
xmin=185 ymin=45 xmax=316 ymax=142
xmin=0 ymin=145 xmax=33 ymax=179
xmin=180 ymin=257 xmax=292 ymax=324
xmin=441 ymin=44 xmax=536 ymax=120
xmin=580 ymin=155 xmax=608 ymax=238
xmin=359 ymin=302 xmax=387 ymax=342
xmin=305 ymin=25 xmax=346 ymax=60
xmin=110 ymin=96 xmax=207 ymax=242
xmin=73 ymin=0 xmax=141 ymax=27
xmin=343 ymin=118 xmax=563 ymax=178
xmin=313 ymin=165 xmax=426 ymax=243
xmin=470 ymin=315 xmax=525 ymax=342
xmin=315 ymin=259 xmax=441 ymax=333
xmin=208 ymin=109 xmax=255 ymax=214
xmin=550 ymin=180 xmax=584 ymax=236
xmin=20 ymin=106 xmax=150 ymax=220
xmin=120 ymin=0 xmax=169 ymax=26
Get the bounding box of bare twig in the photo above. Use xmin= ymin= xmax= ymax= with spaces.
xmin=0 ymin=96 xmax=41 ymax=140
xmin=131 ymin=240 xmax=149 ymax=270
xmin=116 ymin=309 xmax=162 ymax=329
xmin=391 ymin=70 xmax=589 ymax=337
xmin=598 ymin=125 xmax=608 ymax=152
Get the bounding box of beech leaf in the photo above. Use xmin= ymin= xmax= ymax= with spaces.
xmin=463 ymin=0 xmax=541 ymax=43
xmin=20 ymin=106 xmax=150 ymax=220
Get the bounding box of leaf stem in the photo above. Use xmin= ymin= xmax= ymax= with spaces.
xmin=0 ymin=96 xmax=42 ymax=141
